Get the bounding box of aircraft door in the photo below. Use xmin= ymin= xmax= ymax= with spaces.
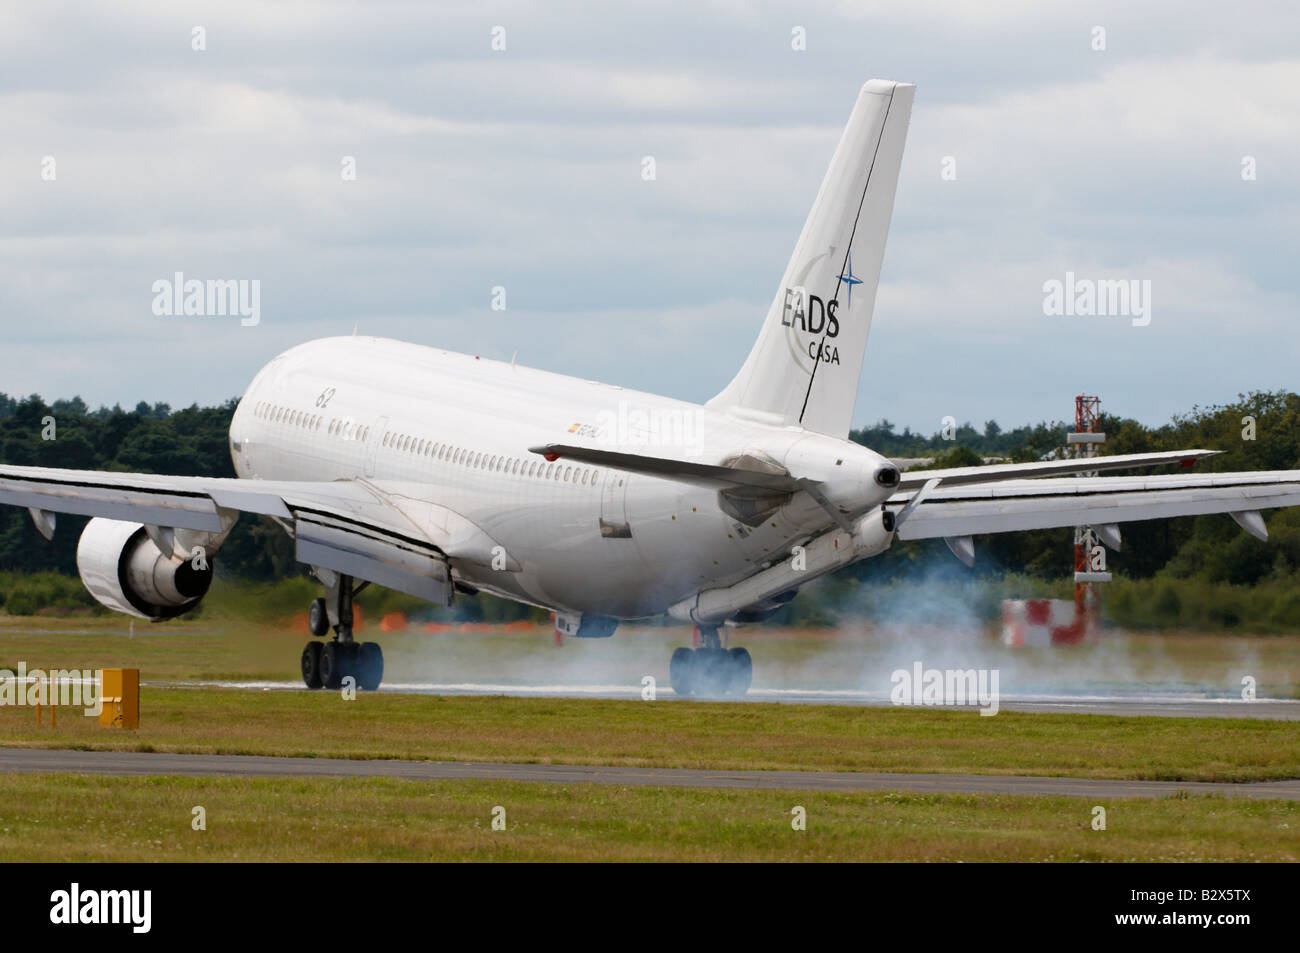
xmin=364 ymin=416 xmax=388 ymax=478
xmin=600 ymin=471 xmax=632 ymax=539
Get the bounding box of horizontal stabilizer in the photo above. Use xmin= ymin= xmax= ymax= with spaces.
xmin=527 ymin=444 xmax=804 ymax=492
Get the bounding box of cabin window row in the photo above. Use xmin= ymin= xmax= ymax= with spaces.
xmin=255 ymin=401 xmax=322 ymax=432
xmin=381 ymin=432 xmax=601 ymax=486
xmin=253 ymin=402 xmax=369 ymax=442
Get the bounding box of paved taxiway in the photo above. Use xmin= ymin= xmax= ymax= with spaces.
xmin=169 ymin=680 xmax=1300 ymax=720
xmin=3 ymin=747 xmax=1297 ymax=799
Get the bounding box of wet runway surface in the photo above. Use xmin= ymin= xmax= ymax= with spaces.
xmin=162 ymin=679 xmax=1300 ymax=720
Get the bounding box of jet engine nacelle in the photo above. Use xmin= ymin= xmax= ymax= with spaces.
xmin=77 ymin=517 xmax=213 ymax=621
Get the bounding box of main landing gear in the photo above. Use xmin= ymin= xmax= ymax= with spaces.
xmin=300 ymin=572 xmax=384 ymax=691
xmin=669 ymin=625 xmax=752 ymax=698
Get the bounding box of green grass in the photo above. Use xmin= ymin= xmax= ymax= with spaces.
xmin=1 ymin=688 xmax=1297 ymax=782
xmin=0 ymin=772 xmax=1294 ymax=861
xmin=2 ymin=616 xmax=1297 ymax=861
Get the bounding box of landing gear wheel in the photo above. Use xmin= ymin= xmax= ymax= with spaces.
xmin=669 ymin=643 xmax=753 ymax=698
xmin=320 ymin=641 xmax=349 ymax=690
xmin=669 ymin=647 xmax=695 ymax=697
xmin=693 ymin=649 xmax=730 ymax=698
xmin=357 ymin=642 xmax=384 ymax=691
xmin=301 ymin=641 xmax=323 ymax=689
xmin=308 ymin=597 xmax=330 ymax=637
xmin=725 ymin=647 xmax=752 ymax=696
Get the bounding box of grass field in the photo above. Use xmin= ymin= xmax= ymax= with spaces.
xmin=0 ymin=773 xmax=1295 ymax=861
xmin=2 ymin=614 xmax=1297 ymax=860
xmin=1 ymin=687 xmax=1297 ymax=781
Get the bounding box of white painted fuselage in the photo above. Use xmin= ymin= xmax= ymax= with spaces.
xmin=228 ymin=336 xmax=890 ymax=619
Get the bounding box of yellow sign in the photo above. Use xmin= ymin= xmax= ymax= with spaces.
xmin=98 ymin=668 xmax=139 ymax=730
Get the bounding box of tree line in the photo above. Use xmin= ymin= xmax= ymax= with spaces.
xmin=1 ymin=390 xmax=1297 ymax=626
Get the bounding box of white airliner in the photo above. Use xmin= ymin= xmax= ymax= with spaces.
xmin=3 ymin=80 xmax=1298 ymax=696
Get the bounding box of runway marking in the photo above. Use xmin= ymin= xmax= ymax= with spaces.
xmin=155 ymin=679 xmax=1300 ymax=719
xmin=2 ymin=747 xmax=1297 ymax=799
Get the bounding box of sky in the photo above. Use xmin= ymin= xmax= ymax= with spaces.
xmin=1 ymin=1 xmax=1297 ymax=435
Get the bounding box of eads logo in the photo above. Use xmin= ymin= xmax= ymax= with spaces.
xmin=779 ymin=253 xmax=863 ymax=367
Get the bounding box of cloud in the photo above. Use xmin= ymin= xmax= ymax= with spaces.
xmin=0 ymin=1 xmax=1297 ymax=435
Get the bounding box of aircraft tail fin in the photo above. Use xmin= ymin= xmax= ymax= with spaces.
xmin=708 ymin=80 xmax=913 ymax=438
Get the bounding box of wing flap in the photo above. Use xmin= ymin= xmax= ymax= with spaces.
xmin=294 ymin=512 xmax=452 ymax=605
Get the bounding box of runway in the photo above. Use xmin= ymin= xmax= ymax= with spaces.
xmin=165 ymin=679 xmax=1300 ymax=720
xmin=3 ymin=747 xmax=1298 ymax=799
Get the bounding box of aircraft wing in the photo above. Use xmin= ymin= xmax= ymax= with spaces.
xmin=895 ymin=450 xmax=1219 ymax=489
xmin=0 ymin=464 xmax=503 ymax=604
xmin=888 ymin=470 xmax=1300 ymax=553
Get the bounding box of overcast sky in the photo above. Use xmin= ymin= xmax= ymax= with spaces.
xmin=1 ymin=1 xmax=1297 ymax=434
